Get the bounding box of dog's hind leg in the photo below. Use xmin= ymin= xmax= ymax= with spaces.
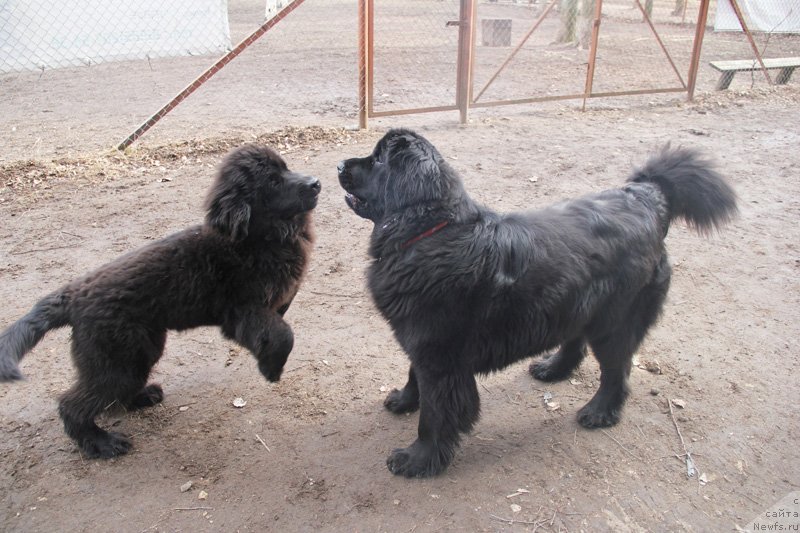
xmin=529 ymin=337 xmax=587 ymax=382
xmin=386 ymin=369 xmax=479 ymax=477
xmin=59 ymin=377 xmax=140 ymax=458
xmin=126 ymin=331 xmax=167 ymax=411
xmin=384 ymin=365 xmax=420 ymax=414
xmin=59 ymin=328 xmax=165 ymax=458
xmin=223 ymin=308 xmax=294 ymax=383
xmin=59 ymin=364 xmax=153 ymax=459
xmin=579 ymin=256 xmax=670 ymax=428
xmin=576 ymin=334 xmax=633 ymax=428
xmin=126 ymin=384 xmax=165 ymax=410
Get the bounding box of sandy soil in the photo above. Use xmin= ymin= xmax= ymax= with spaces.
xmin=1 ymin=1 xmax=799 ymax=531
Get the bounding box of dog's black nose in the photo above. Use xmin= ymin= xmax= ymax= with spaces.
xmin=309 ymin=178 xmax=321 ymax=192
xmin=337 ymin=161 xmax=345 ymax=175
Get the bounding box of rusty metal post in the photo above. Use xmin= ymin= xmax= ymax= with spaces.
xmin=687 ymin=0 xmax=710 ymax=100
xmin=582 ymin=0 xmax=604 ymax=111
xmin=117 ymin=0 xmax=307 ymax=151
xmin=474 ymin=0 xmax=557 ymax=103
xmin=635 ymin=0 xmax=686 ymax=87
xmin=729 ymin=0 xmax=773 ymax=85
xmin=456 ymin=0 xmax=476 ymax=124
xmin=358 ymin=0 xmax=373 ymax=129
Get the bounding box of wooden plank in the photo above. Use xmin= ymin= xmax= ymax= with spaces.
xmin=710 ymin=57 xmax=800 ymax=72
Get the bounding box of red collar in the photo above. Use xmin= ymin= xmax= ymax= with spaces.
xmin=401 ymin=221 xmax=449 ymax=249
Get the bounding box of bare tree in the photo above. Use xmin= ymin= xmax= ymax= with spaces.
xmin=555 ymin=0 xmax=580 ymax=44
xmin=555 ymin=0 xmax=596 ymax=49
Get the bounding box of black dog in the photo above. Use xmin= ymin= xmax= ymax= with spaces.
xmin=338 ymin=129 xmax=737 ymax=477
xmin=0 ymin=144 xmax=320 ymax=458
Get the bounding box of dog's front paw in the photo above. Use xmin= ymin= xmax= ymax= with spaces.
xmin=258 ymin=360 xmax=283 ymax=383
xmin=384 ymin=388 xmax=419 ymax=414
xmin=386 ymin=440 xmax=445 ymax=478
xmin=576 ymin=403 xmax=621 ymax=428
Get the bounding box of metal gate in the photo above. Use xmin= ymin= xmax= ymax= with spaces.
xmin=358 ymin=0 xmax=476 ymax=128
xmin=359 ymin=0 xmax=713 ymax=128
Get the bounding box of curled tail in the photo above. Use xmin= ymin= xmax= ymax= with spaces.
xmin=629 ymin=145 xmax=738 ymax=235
xmin=0 ymin=291 xmax=70 ymax=381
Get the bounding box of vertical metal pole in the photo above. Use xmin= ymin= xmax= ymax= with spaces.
xmin=358 ymin=0 xmax=372 ymax=129
xmin=687 ymin=0 xmax=710 ymax=100
xmin=456 ymin=0 xmax=476 ymax=124
xmin=467 ymin=0 xmax=477 ymax=109
xmin=582 ymin=0 xmax=603 ymax=111
xmin=367 ymin=0 xmax=375 ymax=120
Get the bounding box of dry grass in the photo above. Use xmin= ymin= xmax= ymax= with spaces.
xmin=0 ymin=126 xmax=364 ymax=207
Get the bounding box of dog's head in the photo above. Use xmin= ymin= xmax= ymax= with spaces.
xmin=337 ymin=129 xmax=454 ymax=222
xmin=205 ymin=144 xmax=320 ymax=241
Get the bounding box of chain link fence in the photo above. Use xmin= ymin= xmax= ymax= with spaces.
xmin=470 ymin=0 xmax=800 ymax=105
xmin=0 ymin=0 xmax=798 ymax=158
xmin=0 ymin=0 xmax=359 ymax=159
xmin=369 ymin=0 xmax=462 ymax=113
xmin=0 ymin=0 xmax=233 ymax=73
xmin=704 ymin=0 xmax=800 ymax=89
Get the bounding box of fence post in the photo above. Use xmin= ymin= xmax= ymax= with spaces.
xmin=582 ymin=0 xmax=604 ymax=111
xmin=456 ymin=0 xmax=476 ymax=124
xmin=358 ymin=0 xmax=373 ymax=129
xmin=687 ymin=0 xmax=710 ymax=100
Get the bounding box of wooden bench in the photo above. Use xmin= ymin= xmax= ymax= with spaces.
xmin=709 ymin=57 xmax=800 ymax=90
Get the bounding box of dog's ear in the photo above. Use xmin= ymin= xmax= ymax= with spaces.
xmin=205 ymin=147 xmax=260 ymax=240
xmin=206 ymin=190 xmax=252 ymax=241
xmin=393 ymin=134 xmax=411 ymax=151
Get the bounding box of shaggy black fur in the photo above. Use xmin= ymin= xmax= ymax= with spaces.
xmin=0 ymin=144 xmax=319 ymax=459
xmin=338 ymin=129 xmax=737 ymax=478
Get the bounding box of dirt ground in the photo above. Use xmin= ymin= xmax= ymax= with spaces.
xmin=1 ymin=85 xmax=798 ymax=531
xmin=1 ymin=2 xmax=799 ymax=530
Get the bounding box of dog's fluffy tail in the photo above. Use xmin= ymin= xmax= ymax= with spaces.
xmin=628 ymin=145 xmax=738 ymax=235
xmin=0 ymin=291 xmax=70 ymax=381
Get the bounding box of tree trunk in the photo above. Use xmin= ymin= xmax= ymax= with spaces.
xmin=556 ymin=0 xmax=579 ymax=44
xmin=579 ymin=0 xmax=597 ymax=50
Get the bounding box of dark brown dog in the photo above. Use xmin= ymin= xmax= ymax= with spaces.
xmin=0 ymin=144 xmax=319 ymax=458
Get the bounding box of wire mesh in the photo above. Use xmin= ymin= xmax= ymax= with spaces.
xmin=0 ymin=0 xmax=232 ymax=73
xmin=369 ymin=0 xmax=463 ymax=113
xmin=0 ymin=0 xmax=359 ymax=159
xmin=703 ymin=0 xmax=800 ymax=90
xmin=0 ymin=0 xmax=798 ymax=159
xmin=470 ymin=0 xmax=800 ymax=106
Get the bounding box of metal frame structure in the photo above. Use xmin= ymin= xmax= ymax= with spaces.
xmin=118 ymin=0 xmax=308 ymax=150
xmin=112 ymin=0 xmax=784 ymax=147
xmin=359 ymin=0 xmax=476 ymax=128
xmin=358 ymin=0 xmax=713 ymax=128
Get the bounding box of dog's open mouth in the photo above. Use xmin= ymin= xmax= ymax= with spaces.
xmin=344 ymin=192 xmax=375 ymax=220
xmin=345 ymin=192 xmax=366 ymax=211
